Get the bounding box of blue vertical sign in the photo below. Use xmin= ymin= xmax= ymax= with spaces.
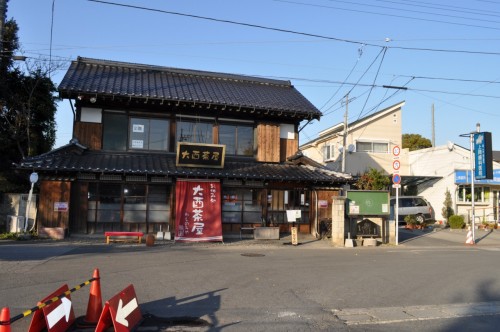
xmin=474 ymin=132 xmax=493 ymax=180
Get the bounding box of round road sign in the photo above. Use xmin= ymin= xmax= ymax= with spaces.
xmin=392 ymin=174 xmax=401 ymax=184
xmin=392 ymin=145 xmax=401 ymax=156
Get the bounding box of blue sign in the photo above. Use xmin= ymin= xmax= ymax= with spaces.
xmin=474 ymin=132 xmax=493 ymax=180
xmin=455 ymin=169 xmax=500 ymax=185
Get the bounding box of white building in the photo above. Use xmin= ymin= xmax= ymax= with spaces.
xmin=409 ymin=143 xmax=500 ymax=225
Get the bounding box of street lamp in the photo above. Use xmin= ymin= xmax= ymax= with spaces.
xmin=24 ymin=172 xmax=38 ymax=232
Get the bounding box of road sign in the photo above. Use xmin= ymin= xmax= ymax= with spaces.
xmin=392 ymin=160 xmax=401 ymax=171
xmin=95 ymin=285 xmax=142 ymax=332
xmin=392 ymin=184 xmax=401 ymax=188
xmin=28 ymin=284 xmax=75 ymax=332
xmin=392 ymin=145 xmax=400 ymax=156
xmin=392 ymin=174 xmax=401 ymax=184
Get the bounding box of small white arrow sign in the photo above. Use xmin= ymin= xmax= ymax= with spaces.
xmin=46 ymin=297 xmax=72 ymax=329
xmin=116 ymin=298 xmax=138 ymax=327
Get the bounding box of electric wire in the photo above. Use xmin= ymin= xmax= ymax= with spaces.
xmin=325 ymin=0 xmax=500 ymax=24
xmin=87 ymin=0 xmax=500 ymax=55
xmin=356 ymin=47 xmax=388 ymax=121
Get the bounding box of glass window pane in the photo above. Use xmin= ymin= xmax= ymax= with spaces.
xmin=177 ymin=121 xmax=213 ymax=143
xmin=123 ymin=184 xmax=146 ymax=223
xmin=148 ymin=185 xmax=170 ymax=223
xmin=97 ymin=184 xmax=122 ymax=222
xmin=373 ymin=142 xmax=388 ymax=153
xmin=130 ymin=118 xmax=149 ymax=150
xmin=237 ymin=126 xmax=254 ymax=156
xmin=356 ymin=142 xmax=372 ymax=152
xmin=103 ymin=113 xmax=128 ymax=151
xmin=219 ymin=125 xmax=236 ymax=154
xmin=149 ymin=119 xmax=169 ymax=150
xmin=87 ymin=183 xmax=98 ymax=222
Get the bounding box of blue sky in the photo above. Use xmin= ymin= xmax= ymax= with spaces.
xmin=7 ymin=0 xmax=500 ymax=150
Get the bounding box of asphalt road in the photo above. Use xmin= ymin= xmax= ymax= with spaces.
xmin=1 ymin=228 xmax=500 ymax=331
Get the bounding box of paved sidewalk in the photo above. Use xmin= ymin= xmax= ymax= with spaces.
xmin=335 ymin=301 xmax=500 ymax=325
xmin=398 ymin=227 xmax=500 ymax=248
xmin=2 ymin=227 xmax=499 ymax=249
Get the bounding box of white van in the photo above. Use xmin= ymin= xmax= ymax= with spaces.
xmin=390 ymin=196 xmax=434 ymax=225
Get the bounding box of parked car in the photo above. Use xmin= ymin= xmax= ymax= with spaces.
xmin=390 ymin=196 xmax=434 ymax=225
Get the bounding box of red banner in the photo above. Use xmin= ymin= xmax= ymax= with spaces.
xmin=175 ymin=180 xmax=223 ymax=242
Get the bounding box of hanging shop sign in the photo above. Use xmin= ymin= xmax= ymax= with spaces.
xmin=175 ymin=180 xmax=223 ymax=242
xmin=474 ymin=132 xmax=493 ymax=180
xmin=176 ymin=142 xmax=226 ymax=168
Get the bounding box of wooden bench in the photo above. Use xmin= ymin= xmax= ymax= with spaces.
xmin=105 ymin=232 xmax=144 ymax=244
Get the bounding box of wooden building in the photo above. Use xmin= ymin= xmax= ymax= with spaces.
xmin=18 ymin=57 xmax=353 ymax=239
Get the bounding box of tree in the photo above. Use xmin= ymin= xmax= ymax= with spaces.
xmin=441 ymin=188 xmax=454 ymax=221
xmin=0 ymin=12 xmax=59 ymax=193
xmin=402 ymin=134 xmax=432 ymax=151
xmin=355 ymin=168 xmax=390 ymax=190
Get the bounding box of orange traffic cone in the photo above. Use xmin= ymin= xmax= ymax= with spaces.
xmin=0 ymin=307 xmax=11 ymax=332
xmin=78 ymin=268 xmax=103 ymax=327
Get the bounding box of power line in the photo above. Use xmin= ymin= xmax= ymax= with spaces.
xmin=325 ymin=0 xmax=500 ymax=25
xmin=277 ymin=0 xmax=500 ymax=31
xmin=87 ymin=0 xmax=500 ymax=55
xmin=87 ymin=0 xmax=373 ymax=47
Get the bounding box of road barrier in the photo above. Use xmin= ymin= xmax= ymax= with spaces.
xmin=0 ymin=268 xmax=102 ymax=332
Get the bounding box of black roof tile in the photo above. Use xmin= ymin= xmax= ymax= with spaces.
xmin=18 ymin=142 xmax=351 ymax=185
xmin=58 ymin=57 xmax=322 ymax=120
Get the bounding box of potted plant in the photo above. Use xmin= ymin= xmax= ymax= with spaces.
xmin=404 ymin=215 xmax=417 ymax=229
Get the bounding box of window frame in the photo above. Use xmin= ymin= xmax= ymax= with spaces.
xmin=355 ymin=140 xmax=389 ymax=153
xmin=218 ymin=122 xmax=254 ymax=156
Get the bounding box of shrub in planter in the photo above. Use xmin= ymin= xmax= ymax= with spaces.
xmin=448 ymin=215 xmax=465 ymax=229
xmin=404 ymin=215 xmax=417 ymax=229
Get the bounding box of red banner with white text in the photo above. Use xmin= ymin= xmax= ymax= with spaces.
xmin=175 ymin=180 xmax=223 ymax=242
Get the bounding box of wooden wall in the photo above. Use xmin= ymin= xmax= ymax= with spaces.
xmin=38 ymin=181 xmax=71 ymax=229
xmin=74 ymin=122 xmax=102 ymax=149
xmin=280 ymin=137 xmax=298 ymax=162
xmin=256 ymin=123 xmax=280 ymax=162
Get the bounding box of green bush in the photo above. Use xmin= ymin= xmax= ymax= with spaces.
xmin=448 ymin=215 xmax=465 ymax=229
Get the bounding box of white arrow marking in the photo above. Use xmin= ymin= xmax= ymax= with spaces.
xmin=46 ymin=297 xmax=72 ymax=328
xmin=116 ymin=298 xmax=138 ymax=327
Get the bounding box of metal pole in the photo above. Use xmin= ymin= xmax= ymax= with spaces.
xmin=342 ymin=94 xmax=348 ymax=173
xmin=395 ymin=187 xmax=399 ymax=245
xmin=469 ymin=123 xmax=480 ymax=243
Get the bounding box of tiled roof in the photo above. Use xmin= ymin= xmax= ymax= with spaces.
xmin=58 ymin=57 xmax=322 ymax=120
xmin=18 ymin=142 xmax=352 ymax=185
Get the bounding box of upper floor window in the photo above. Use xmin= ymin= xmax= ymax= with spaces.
xmin=130 ymin=118 xmax=169 ymax=151
xmin=219 ymin=124 xmax=254 ymax=156
xmin=102 ymin=112 xmax=128 ymax=151
xmin=102 ymin=112 xmax=170 ymax=151
xmin=356 ymin=141 xmax=388 ymax=153
xmin=176 ymin=120 xmax=213 ymax=144
xmin=323 ymin=144 xmax=335 ymax=162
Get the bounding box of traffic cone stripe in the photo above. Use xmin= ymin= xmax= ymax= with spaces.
xmin=0 ymin=307 xmax=11 ymax=332
xmin=83 ymin=268 xmax=103 ymax=326
xmin=465 ymin=228 xmax=475 ymax=245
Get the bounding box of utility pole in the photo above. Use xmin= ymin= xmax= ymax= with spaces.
xmin=431 ymin=103 xmax=435 ymax=147
xmin=342 ymin=94 xmax=348 ymax=173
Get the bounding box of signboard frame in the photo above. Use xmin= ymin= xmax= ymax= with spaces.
xmin=176 ymin=142 xmax=226 ymax=168
xmin=346 ymin=190 xmax=390 ymax=216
